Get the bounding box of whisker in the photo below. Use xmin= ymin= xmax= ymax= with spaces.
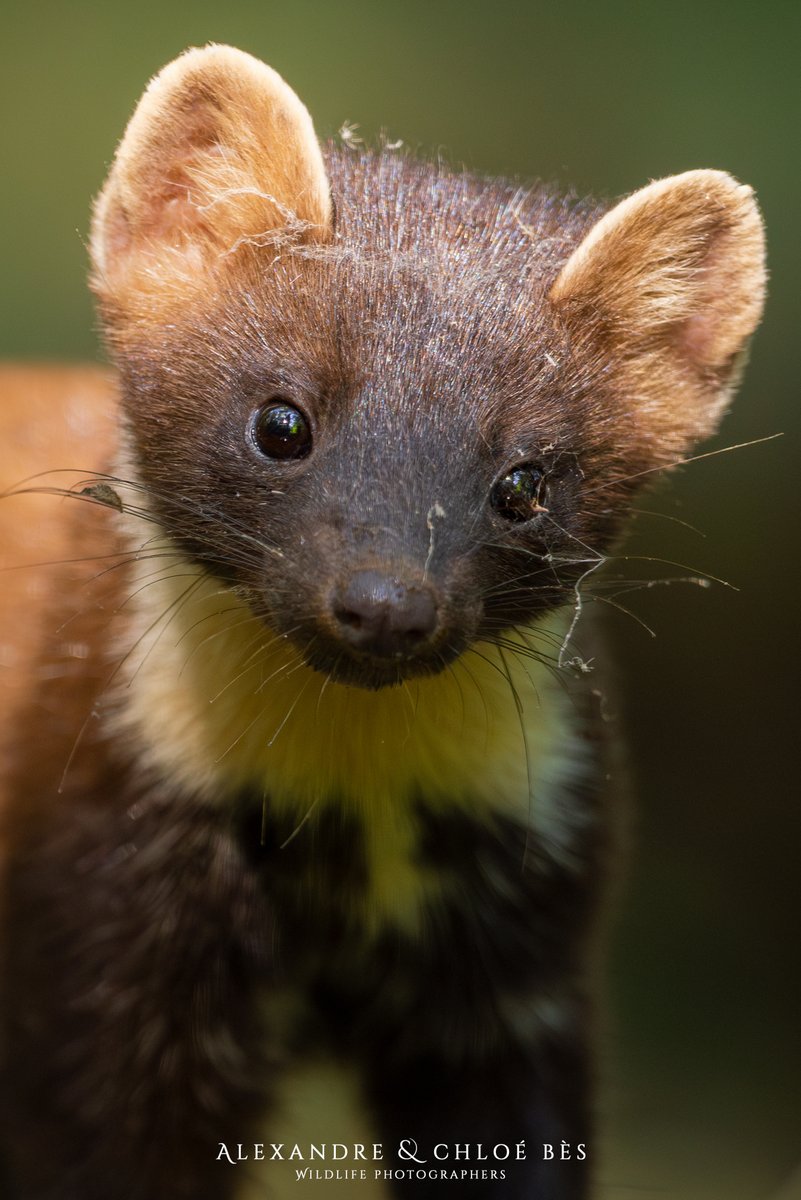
xmin=208 ymin=627 xmax=303 ymax=704
xmin=3 ymin=470 xmax=285 ymax=562
xmin=611 ymin=507 xmax=706 ymax=537
xmin=57 ymin=573 xmax=204 ymax=794
xmin=211 ymin=650 xmax=310 ymax=765
xmin=607 ymin=553 xmax=737 ymax=591
xmin=266 ymin=668 xmax=316 ymax=749
xmin=450 ymin=656 xmax=491 ymax=753
xmin=279 ymin=799 xmax=320 ymax=850
xmin=494 ymin=644 xmax=538 ymax=873
xmin=125 ymin=575 xmax=208 ymax=685
xmin=583 ymin=432 xmax=783 ymax=496
xmin=597 ymin=575 xmax=713 ymax=601
xmin=589 ymin=592 xmax=657 ymax=638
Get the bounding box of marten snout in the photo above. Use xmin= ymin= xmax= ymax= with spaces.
xmin=330 ymin=570 xmax=440 ymax=660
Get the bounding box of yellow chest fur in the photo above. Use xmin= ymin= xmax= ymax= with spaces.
xmin=114 ymin=555 xmax=589 ymax=925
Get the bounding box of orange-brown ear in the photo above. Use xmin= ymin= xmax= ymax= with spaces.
xmin=549 ymin=170 xmax=766 ymax=461
xmin=90 ymin=44 xmax=331 ymax=302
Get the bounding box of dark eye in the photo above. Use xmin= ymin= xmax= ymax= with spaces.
xmin=249 ymin=401 xmax=312 ymax=460
xmin=490 ymin=464 xmax=548 ymax=523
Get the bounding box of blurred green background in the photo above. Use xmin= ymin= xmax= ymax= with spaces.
xmin=2 ymin=2 xmax=798 ymax=1197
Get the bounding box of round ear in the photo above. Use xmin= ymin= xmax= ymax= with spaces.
xmin=549 ymin=170 xmax=766 ymax=460
xmin=90 ymin=44 xmax=332 ymax=303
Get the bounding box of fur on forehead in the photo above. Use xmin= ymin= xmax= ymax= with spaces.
xmin=90 ymin=44 xmax=332 ymax=313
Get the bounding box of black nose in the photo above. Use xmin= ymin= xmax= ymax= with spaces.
xmin=331 ymin=571 xmax=439 ymax=659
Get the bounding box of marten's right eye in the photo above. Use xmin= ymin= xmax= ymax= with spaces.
xmin=249 ymin=401 xmax=313 ymax=461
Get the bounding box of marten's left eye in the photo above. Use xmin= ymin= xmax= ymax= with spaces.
xmin=491 ymin=464 xmax=548 ymax=523
xmin=249 ymin=401 xmax=312 ymax=460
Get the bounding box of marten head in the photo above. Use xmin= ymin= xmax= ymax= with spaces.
xmin=89 ymin=45 xmax=766 ymax=691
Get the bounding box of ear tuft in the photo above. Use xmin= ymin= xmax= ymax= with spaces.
xmin=90 ymin=45 xmax=332 ymax=300
xmin=549 ymin=169 xmax=766 ymax=458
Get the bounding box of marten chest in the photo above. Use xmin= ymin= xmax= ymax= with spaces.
xmin=231 ymin=779 xmax=602 ymax=1061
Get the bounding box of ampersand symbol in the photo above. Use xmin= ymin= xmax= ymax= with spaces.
xmin=398 ymin=1140 xmax=427 ymax=1164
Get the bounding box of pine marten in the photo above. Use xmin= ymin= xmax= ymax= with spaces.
xmin=0 ymin=44 xmax=765 ymax=1200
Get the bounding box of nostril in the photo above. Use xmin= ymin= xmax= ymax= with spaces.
xmin=334 ymin=606 xmax=365 ymax=632
xmin=393 ymin=593 xmax=438 ymax=641
xmin=403 ymin=624 xmax=428 ymax=645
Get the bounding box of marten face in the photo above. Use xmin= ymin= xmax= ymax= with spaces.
xmin=113 ymin=198 xmax=621 ymax=690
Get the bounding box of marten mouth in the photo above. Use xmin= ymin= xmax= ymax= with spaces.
xmin=301 ymin=641 xmax=464 ymax=690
